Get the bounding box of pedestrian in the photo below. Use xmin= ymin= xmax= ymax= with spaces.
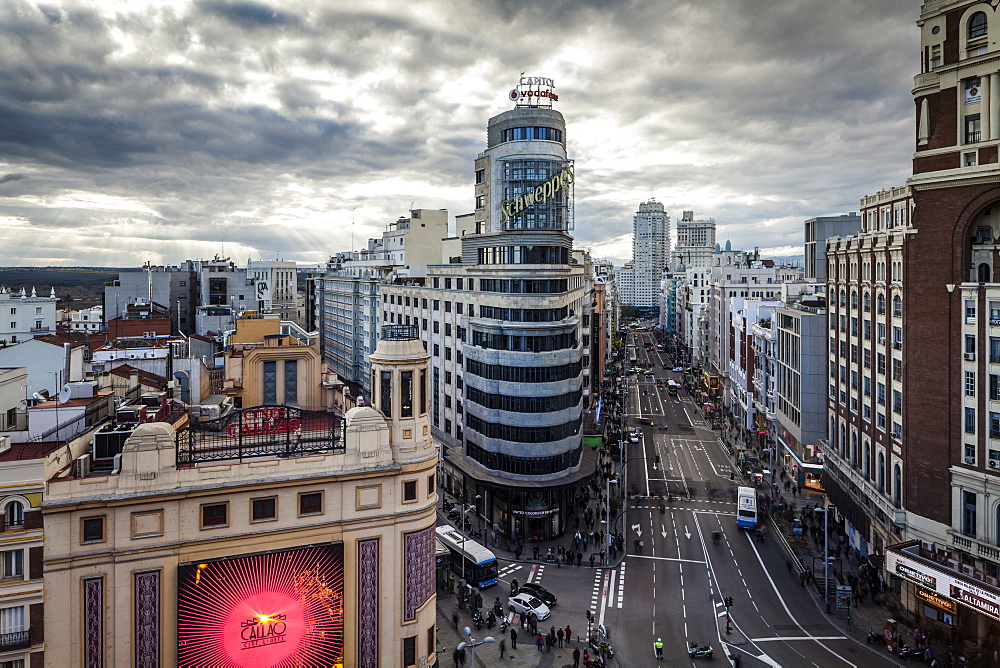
xmin=532 ymin=545 xmax=539 ymax=560
xmin=577 ymin=551 xmax=583 ymax=566
xmin=453 ymin=611 xmax=459 ymax=628
xmin=573 ymin=647 xmax=581 ymax=667
xmin=558 ymin=626 xmax=564 ymax=647
xmin=499 ymin=638 xmax=506 ymax=659
xmin=799 ymin=570 xmax=806 ymax=587
xmin=589 ymin=553 xmax=596 ymax=567
xmin=510 ymin=627 xmax=518 ymax=648
xmin=545 ymin=632 xmax=552 ymax=653
xmin=565 ymin=624 xmax=573 ymax=643
xmin=536 ymin=634 xmax=544 ymax=652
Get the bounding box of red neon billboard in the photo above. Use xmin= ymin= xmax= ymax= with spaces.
xmin=178 ymin=543 xmax=344 ymax=667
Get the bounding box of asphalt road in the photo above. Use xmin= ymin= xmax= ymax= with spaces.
xmin=601 ymin=331 xmax=901 ymax=667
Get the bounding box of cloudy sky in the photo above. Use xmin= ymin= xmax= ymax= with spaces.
xmin=0 ymin=0 xmax=919 ymax=268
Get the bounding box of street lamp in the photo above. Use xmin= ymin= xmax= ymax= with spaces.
xmin=475 ymin=494 xmax=483 ymax=535
xmin=814 ymin=506 xmax=831 ymax=614
xmin=457 ymin=626 xmax=495 ymax=666
xmin=460 ymin=503 xmax=477 ymax=590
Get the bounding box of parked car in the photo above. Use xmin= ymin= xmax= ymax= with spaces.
xmin=629 ymin=430 xmax=641 ymax=443
xmin=516 ymin=582 xmax=557 ymax=607
xmin=672 ymin=366 xmax=685 ymax=372
xmin=508 ymin=593 xmax=551 ymax=620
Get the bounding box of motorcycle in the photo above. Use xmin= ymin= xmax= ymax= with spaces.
xmin=898 ymin=643 xmax=925 ymax=662
xmin=447 ymin=508 xmax=461 ymax=521
xmin=492 ymin=598 xmax=503 ymax=617
xmin=688 ymin=641 xmax=713 ymax=659
xmin=582 ymin=651 xmax=606 ymax=667
xmin=443 ymin=499 xmax=454 ymax=513
xmin=866 ymin=628 xmax=881 ymax=644
xmin=472 ymin=611 xmax=483 ymax=631
xmin=485 ymin=610 xmax=496 ymax=628
xmin=498 ymin=615 xmax=509 ymax=633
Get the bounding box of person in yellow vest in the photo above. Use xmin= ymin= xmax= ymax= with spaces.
xmin=655 ymin=637 xmax=664 ymax=660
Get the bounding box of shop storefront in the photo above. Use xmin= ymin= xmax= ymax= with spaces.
xmin=887 ymin=541 xmax=1000 ymax=652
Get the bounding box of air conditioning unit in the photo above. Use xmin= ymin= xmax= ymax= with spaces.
xmin=75 ymin=453 xmax=91 ymax=479
xmin=988 ymin=576 xmax=999 ymax=587
xmin=878 ymin=337 xmax=886 ymax=344
xmin=965 ymin=352 xmax=977 ymax=361
xmin=990 ymin=459 xmax=1000 ymax=469
xmin=964 ymin=456 xmax=976 ymax=465
xmin=891 ymin=432 xmax=901 ymax=439
xmin=962 ymin=564 xmax=975 ymax=577
xmin=920 ymin=540 xmax=935 ymax=552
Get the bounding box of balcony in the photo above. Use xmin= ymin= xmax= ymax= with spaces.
xmin=0 ymin=630 xmax=30 ymax=650
xmin=948 ymin=531 xmax=1000 ymax=569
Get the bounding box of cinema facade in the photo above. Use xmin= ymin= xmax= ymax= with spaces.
xmin=41 ymin=332 xmax=439 ymax=667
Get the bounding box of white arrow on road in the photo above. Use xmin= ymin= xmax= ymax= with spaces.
xmin=631 ymin=523 xmax=642 ymax=537
xmin=660 ymin=524 xmax=667 ymax=538
xmin=684 ymin=526 xmax=691 ymax=539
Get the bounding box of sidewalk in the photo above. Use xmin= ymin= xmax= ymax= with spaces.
xmin=437 ymin=604 xmax=586 ymax=667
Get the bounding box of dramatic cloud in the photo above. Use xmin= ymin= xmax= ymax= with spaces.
xmin=0 ymin=0 xmax=919 ymax=267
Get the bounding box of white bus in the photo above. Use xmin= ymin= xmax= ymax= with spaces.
xmin=435 ymin=525 xmax=499 ymax=588
xmin=736 ymin=487 xmax=758 ymax=529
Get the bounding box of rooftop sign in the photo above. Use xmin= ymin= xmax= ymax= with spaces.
xmin=509 ymin=75 xmax=558 ymax=108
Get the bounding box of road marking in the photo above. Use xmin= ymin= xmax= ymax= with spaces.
xmin=606 ymin=568 xmax=617 ymax=608
xmin=597 ymin=569 xmax=611 ymax=629
xmin=628 ymin=555 xmax=706 ymax=564
xmin=745 ymin=533 xmax=858 ymax=667
xmin=617 ymin=563 xmax=626 ymax=608
xmin=751 ymin=636 xmax=847 ymax=642
xmin=590 ymin=570 xmax=602 ymax=609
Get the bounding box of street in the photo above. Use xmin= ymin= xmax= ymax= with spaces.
xmin=437 ymin=329 xmax=904 ymax=666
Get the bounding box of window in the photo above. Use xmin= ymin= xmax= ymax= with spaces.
xmin=403 ymin=636 xmax=416 ymax=666
xmin=251 ymin=497 xmax=277 ymax=522
xmin=4 ymin=502 xmax=23 ymax=530
xmin=263 ymin=360 xmax=277 ymax=404
xmin=403 ymin=480 xmax=417 ymax=502
xmin=299 ymin=492 xmax=323 ymax=516
xmin=0 ymin=551 xmax=22 ymax=580
xmin=284 ymin=360 xmax=297 ymax=404
xmin=82 ymin=516 xmax=105 ymax=543
xmin=969 ymin=11 xmax=987 ymax=39
xmin=966 ymin=114 xmax=982 ymax=145
xmin=877 ymin=382 xmax=886 ymax=405
xmin=893 ymin=390 xmax=902 ymax=414
xmin=427 ymin=474 xmax=436 ymax=497
xmin=992 ymin=337 xmax=1000 ymax=363
xmin=966 ymin=406 xmax=977 ymax=434
xmin=966 ymin=371 xmax=976 ymax=397
xmin=992 ymin=412 xmax=1000 ymax=439
xmin=963 ymin=490 xmax=978 ymax=538
xmin=201 ymin=502 xmax=228 ymax=528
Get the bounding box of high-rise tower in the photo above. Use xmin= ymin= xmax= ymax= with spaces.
xmin=627 ymin=199 xmax=670 ymax=308
xmin=382 ymin=77 xmax=593 ymax=541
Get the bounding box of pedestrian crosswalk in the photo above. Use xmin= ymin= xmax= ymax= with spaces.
xmin=498 ymin=563 xmax=522 ymax=581
xmin=590 ymin=565 xmax=628 ymax=612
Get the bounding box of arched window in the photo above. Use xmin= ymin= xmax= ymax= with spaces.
xmin=863 ymin=440 xmax=871 ymax=479
xmin=851 ymin=431 xmax=858 ymax=467
xmin=893 ymin=464 xmax=902 ymax=508
xmin=5 ymin=501 xmax=23 ymax=529
xmin=839 ymin=425 xmax=846 ymax=457
xmin=892 ymin=295 xmax=902 ymax=317
xmin=876 ymin=293 xmax=886 ymax=315
xmin=851 ymin=291 xmax=858 ymax=309
xmin=877 ymin=452 xmax=886 ymax=492
xmin=839 ymin=290 xmax=846 ymax=307
xmin=863 ymin=292 xmax=871 ymax=312
xmin=969 ymin=11 xmax=988 ymax=39
xmin=979 ymin=262 xmax=992 ymax=283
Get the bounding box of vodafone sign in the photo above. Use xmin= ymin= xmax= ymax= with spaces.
xmin=511 ymin=75 xmax=558 ymax=107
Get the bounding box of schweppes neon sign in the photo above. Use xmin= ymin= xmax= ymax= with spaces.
xmin=500 ymin=164 xmax=574 ymax=225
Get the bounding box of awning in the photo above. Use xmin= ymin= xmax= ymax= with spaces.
xmin=778 ymin=436 xmax=824 ymax=471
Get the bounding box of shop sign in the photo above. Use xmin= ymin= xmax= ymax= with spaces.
xmin=951 ymin=584 xmax=1000 ymax=621
xmin=512 ymin=508 xmax=559 ymax=516
xmin=915 ymin=585 xmax=957 ymax=614
xmin=894 ymin=561 xmax=936 ymax=588
xmin=499 ymin=164 xmax=574 ymax=225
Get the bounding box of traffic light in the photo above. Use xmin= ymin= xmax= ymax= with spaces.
xmin=586 ymin=610 xmax=594 ymax=622
xmin=659 ymin=503 xmax=666 ymax=515
xmin=725 ymin=596 xmax=734 ymax=607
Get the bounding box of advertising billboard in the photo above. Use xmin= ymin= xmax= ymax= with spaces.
xmin=178 ymin=543 xmax=344 ymax=667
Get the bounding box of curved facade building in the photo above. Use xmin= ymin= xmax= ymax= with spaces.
xmin=383 ymin=87 xmax=595 ymax=540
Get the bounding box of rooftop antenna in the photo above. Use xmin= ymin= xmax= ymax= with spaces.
xmin=351 ymin=207 xmax=356 ymax=253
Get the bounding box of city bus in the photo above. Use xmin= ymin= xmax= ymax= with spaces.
xmin=736 ymin=487 xmax=758 ymax=529
xmin=435 ymin=525 xmax=499 ymax=588
xmin=667 ymin=380 xmax=679 ymax=396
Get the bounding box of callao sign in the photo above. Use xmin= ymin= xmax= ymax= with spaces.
xmin=226 ymin=406 xmax=300 ymax=438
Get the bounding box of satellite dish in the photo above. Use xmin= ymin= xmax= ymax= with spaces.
xmin=19 ymin=399 xmax=27 ymax=410
xmin=59 ymin=385 xmax=72 ymax=404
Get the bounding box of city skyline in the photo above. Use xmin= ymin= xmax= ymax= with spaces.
xmin=0 ymin=0 xmax=916 ymax=267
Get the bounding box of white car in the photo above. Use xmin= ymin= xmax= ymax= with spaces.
xmin=628 ymin=430 xmax=642 ymax=443
xmin=508 ymin=593 xmax=551 ymax=621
